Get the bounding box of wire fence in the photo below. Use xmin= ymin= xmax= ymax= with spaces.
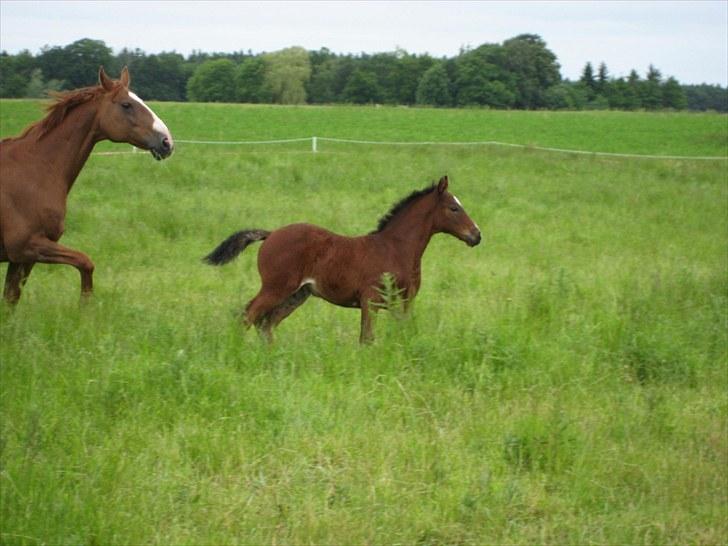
xmin=96 ymin=136 xmax=728 ymax=161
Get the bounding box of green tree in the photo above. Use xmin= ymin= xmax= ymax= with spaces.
xmin=579 ymin=62 xmax=597 ymax=100
xmin=455 ymin=43 xmax=515 ymax=108
xmin=607 ymin=77 xmax=638 ymax=110
xmin=501 ymin=34 xmax=561 ymax=108
xmin=24 ymin=68 xmax=46 ymax=98
xmin=149 ymin=52 xmax=188 ymax=100
xmin=625 ymin=70 xmax=643 ymax=109
xmin=640 ymin=65 xmax=663 ymax=110
xmin=263 ymin=47 xmax=311 ymax=104
xmin=543 ymin=82 xmax=587 ymax=110
xmin=661 ymin=76 xmax=687 ymax=109
xmin=0 ymin=51 xmax=33 ymax=97
xmin=480 ymin=80 xmax=517 ymax=109
xmin=123 ymin=52 xmax=188 ymax=101
xmin=683 ymin=84 xmax=728 ymax=112
xmin=343 ymin=68 xmax=381 ymax=104
xmin=415 ymin=62 xmax=453 ymax=106
xmin=36 ymin=45 xmax=67 ymax=85
xmin=596 ymin=62 xmax=609 ymax=95
xmin=186 ymin=58 xmax=237 ymax=102
xmin=392 ymin=51 xmax=434 ymax=105
xmin=307 ymin=50 xmax=356 ymax=104
xmin=63 ymin=38 xmax=113 ymax=88
xmin=360 ymin=52 xmax=398 ymax=103
xmin=236 ymin=57 xmax=271 ymax=103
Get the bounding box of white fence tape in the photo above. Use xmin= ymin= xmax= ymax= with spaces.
xmin=93 ymin=137 xmax=727 ymax=161
xmin=177 ymin=137 xmax=312 ymax=145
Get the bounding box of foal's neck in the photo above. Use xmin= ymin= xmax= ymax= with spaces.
xmin=34 ymin=100 xmax=103 ymax=193
xmin=376 ymin=196 xmax=436 ymax=264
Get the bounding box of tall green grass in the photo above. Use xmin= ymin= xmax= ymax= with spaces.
xmin=1 ymin=102 xmax=727 ymax=545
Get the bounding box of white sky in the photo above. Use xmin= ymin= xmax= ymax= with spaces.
xmin=0 ymin=0 xmax=726 ymax=85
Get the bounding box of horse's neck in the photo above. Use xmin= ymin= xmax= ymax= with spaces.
xmin=33 ymin=101 xmax=101 ymax=194
xmin=377 ymin=199 xmax=435 ymax=265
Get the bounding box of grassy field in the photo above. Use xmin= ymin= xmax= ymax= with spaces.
xmin=1 ymin=101 xmax=727 ymax=545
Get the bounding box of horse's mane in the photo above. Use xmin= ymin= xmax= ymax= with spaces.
xmin=3 ymin=85 xmax=108 ymax=143
xmin=371 ymin=183 xmax=437 ymax=233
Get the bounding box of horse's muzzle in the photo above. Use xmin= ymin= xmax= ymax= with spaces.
xmin=150 ymin=135 xmax=174 ymax=160
xmin=466 ymin=230 xmax=482 ymax=247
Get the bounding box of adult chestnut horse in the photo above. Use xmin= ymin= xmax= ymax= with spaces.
xmin=0 ymin=66 xmax=174 ymax=304
xmin=205 ymin=176 xmax=481 ymax=343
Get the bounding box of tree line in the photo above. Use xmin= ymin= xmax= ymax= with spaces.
xmin=1 ymin=36 xmax=726 ymax=112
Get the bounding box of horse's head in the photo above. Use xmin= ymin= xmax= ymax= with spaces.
xmin=432 ymin=176 xmax=481 ymax=247
xmin=95 ymin=66 xmax=174 ymax=160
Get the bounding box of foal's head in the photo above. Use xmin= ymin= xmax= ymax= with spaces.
xmin=95 ymin=67 xmax=174 ymax=160
xmin=430 ymin=176 xmax=481 ymax=246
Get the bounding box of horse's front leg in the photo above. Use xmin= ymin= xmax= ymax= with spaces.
xmin=402 ymin=284 xmax=423 ymax=317
xmin=359 ymin=289 xmax=378 ymax=344
xmin=359 ymin=306 xmax=374 ymax=344
xmin=25 ymin=236 xmax=95 ymax=297
xmin=3 ymin=262 xmax=35 ymax=304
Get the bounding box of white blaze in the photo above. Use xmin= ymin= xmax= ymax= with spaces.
xmin=129 ymin=91 xmax=173 ymax=142
xmin=453 ymin=194 xmax=480 ymax=231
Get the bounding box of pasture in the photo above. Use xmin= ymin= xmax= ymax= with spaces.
xmin=1 ymin=101 xmax=727 ymax=545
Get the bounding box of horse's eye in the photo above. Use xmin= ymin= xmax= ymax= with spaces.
xmin=450 ymin=206 xmax=459 ymax=212
xmin=121 ymin=102 xmax=132 ymax=110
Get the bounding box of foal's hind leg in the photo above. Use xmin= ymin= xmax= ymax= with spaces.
xmin=258 ymin=286 xmax=312 ymax=340
xmin=243 ymin=284 xmax=302 ymax=342
xmin=3 ymin=262 xmax=35 ymax=305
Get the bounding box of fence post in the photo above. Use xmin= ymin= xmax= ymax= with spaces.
xmin=312 ymin=136 xmax=317 ymax=153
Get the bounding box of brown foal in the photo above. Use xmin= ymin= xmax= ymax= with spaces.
xmin=205 ymin=176 xmax=481 ymax=343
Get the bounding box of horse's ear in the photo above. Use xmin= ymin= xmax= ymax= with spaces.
xmin=437 ymin=175 xmax=449 ymax=194
xmin=119 ymin=66 xmax=130 ymax=88
xmin=99 ymin=66 xmax=114 ymax=91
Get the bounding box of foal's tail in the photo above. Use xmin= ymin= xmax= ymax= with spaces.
xmin=203 ymin=229 xmax=270 ymax=265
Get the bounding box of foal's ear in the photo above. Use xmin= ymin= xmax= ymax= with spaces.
xmin=99 ymin=66 xmax=115 ymax=91
xmin=437 ymin=175 xmax=449 ymax=194
xmin=119 ymin=66 xmax=130 ymax=88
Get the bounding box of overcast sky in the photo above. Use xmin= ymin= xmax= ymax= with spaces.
xmin=1 ymin=0 xmax=726 ymax=85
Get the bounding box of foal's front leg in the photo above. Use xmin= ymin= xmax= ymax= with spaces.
xmin=359 ymin=289 xmax=379 ymax=344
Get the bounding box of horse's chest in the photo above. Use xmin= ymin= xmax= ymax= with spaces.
xmin=1 ymin=179 xmax=67 ymax=240
xmin=40 ymin=205 xmax=66 ymax=240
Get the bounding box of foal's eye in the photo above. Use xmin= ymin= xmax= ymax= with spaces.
xmin=121 ymin=102 xmax=132 ymax=110
xmin=450 ymin=205 xmax=460 ymax=212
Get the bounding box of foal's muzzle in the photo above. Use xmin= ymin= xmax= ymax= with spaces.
xmin=465 ymin=230 xmax=482 ymax=247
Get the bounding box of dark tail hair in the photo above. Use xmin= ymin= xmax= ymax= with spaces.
xmin=203 ymin=229 xmax=270 ymax=265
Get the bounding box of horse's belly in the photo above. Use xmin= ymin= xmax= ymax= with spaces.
xmin=308 ymin=281 xmax=360 ymax=308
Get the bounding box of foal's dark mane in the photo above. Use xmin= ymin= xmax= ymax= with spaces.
xmin=4 ymin=85 xmax=111 ymax=143
xmin=371 ymin=184 xmax=437 ymax=234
